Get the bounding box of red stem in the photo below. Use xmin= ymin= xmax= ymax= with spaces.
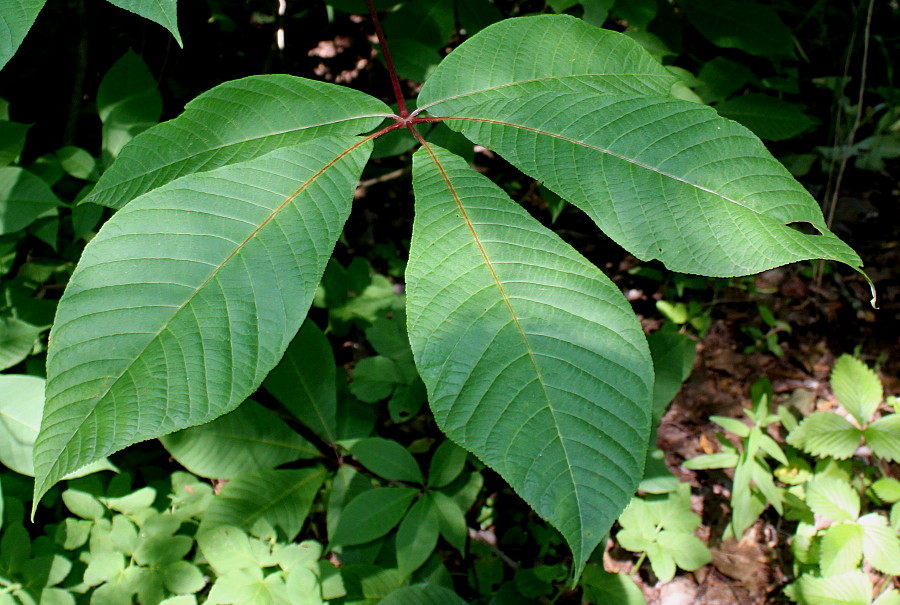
xmin=365 ymin=0 xmax=408 ymax=118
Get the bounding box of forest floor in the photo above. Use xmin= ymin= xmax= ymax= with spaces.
xmin=608 ymin=178 xmax=900 ymax=604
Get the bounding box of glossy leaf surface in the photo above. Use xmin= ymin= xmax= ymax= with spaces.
xmin=104 ymin=0 xmax=182 ymax=47
xmin=34 ymin=136 xmax=372 ymax=508
xmin=407 ymin=145 xmax=652 ymax=574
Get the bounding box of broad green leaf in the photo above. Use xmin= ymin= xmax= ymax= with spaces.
xmin=383 ymin=0 xmax=454 ymax=49
xmin=0 ymin=167 xmax=63 ymax=234
xmin=831 ymin=355 xmax=883 ymax=426
xmin=646 ymin=330 xmax=695 ymax=419
xmin=87 ymin=75 xmax=390 ymax=208
xmin=97 ymin=50 xmax=163 ymax=160
xmin=161 ymin=399 xmax=319 ymax=479
xmin=395 ymin=497 xmax=439 ymax=576
xmin=418 ymin=16 xmax=676 ymax=103
xmin=429 ymin=491 xmax=466 ymax=554
xmin=419 ymin=17 xmax=866 ymax=284
xmin=806 ymin=477 xmax=860 ymax=523
xmin=264 ymin=319 xmax=337 ymax=443
xmin=326 ymin=465 xmax=372 ymax=538
xmin=0 ymin=375 xmax=114 ymax=477
xmin=349 ymin=437 xmax=423 ymax=484
xmin=329 ymin=487 xmax=418 ymax=547
xmin=0 ymin=120 xmax=29 ymax=166
xmin=34 ymin=136 xmax=371 ymax=509
xmin=0 ymin=374 xmax=44 ymax=474
xmin=350 ymin=356 xmax=403 ymax=402
xmin=865 ymin=416 xmax=900 ymax=462
xmin=200 ymin=468 xmax=327 ymax=540
xmin=380 ymin=585 xmax=467 ymax=605
xmin=427 ymin=440 xmax=467 ymax=488
xmin=104 ymin=0 xmax=182 ymax=46
xmin=407 ymin=144 xmax=652 ymax=576
xmin=858 ymin=513 xmax=900 ymax=575
xmin=581 ymin=568 xmax=646 ymax=605
xmin=819 ymin=522 xmax=864 ymax=576
xmin=62 ymin=489 xmax=106 ymax=521
xmin=714 ymin=94 xmax=815 ymax=141
xmin=339 ymin=564 xmax=406 ymax=602
xmin=787 ymin=412 xmax=862 ymax=459
xmin=0 ymin=0 xmax=46 ymax=71
xmin=679 ymin=0 xmax=794 ymax=57
xmin=786 ymin=571 xmax=872 ymax=605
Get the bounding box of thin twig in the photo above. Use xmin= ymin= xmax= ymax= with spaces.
xmin=364 ymin=0 xmax=408 ymax=117
xmin=357 ymin=166 xmax=409 ymax=189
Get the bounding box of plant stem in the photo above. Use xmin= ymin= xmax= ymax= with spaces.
xmin=365 ymin=0 xmax=408 ymax=117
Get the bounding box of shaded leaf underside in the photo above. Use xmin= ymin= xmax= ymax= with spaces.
xmin=34 ymin=136 xmax=372 ymax=506
xmin=407 ymin=145 xmax=652 ymax=574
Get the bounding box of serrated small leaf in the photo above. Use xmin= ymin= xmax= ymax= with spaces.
xmin=806 ymin=477 xmax=860 ymax=522
xmin=329 ymin=487 xmax=418 ymax=547
xmin=349 ymin=437 xmax=423 ymax=483
xmin=819 ymin=522 xmax=864 ymax=575
xmin=427 ymin=440 xmax=467 ymax=488
xmin=646 ymin=542 xmax=676 ymax=583
xmin=872 ymin=478 xmax=900 ymax=503
xmin=197 ymin=526 xmax=256 ymax=576
xmin=788 ymin=571 xmax=873 ymax=605
xmin=395 ymin=497 xmax=439 ymax=576
xmin=102 ymin=487 xmax=156 ymax=515
xmin=832 ymin=355 xmax=883 ymax=426
xmin=61 ymin=489 xmax=105 ymax=521
xmin=859 ymin=513 xmax=900 ymax=575
xmin=864 ymin=416 xmax=900 ymax=462
xmin=161 ymin=399 xmax=319 ymax=479
xmin=83 ymin=551 xmax=125 ymax=586
xmin=787 ymin=412 xmax=862 ymax=459
xmin=656 ymin=530 xmax=711 ymax=572
xmin=200 ymin=468 xmax=327 ymax=540
xmin=163 ymin=561 xmax=206 ymax=595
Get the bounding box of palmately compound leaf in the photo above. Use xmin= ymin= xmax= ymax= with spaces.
xmin=33 ymin=136 xmax=373 ymax=510
xmin=406 ymin=144 xmax=652 ymax=576
xmin=0 ymin=0 xmax=47 ymax=71
xmin=418 ymin=15 xmax=869 ymax=293
xmin=87 ymin=75 xmax=390 ymax=209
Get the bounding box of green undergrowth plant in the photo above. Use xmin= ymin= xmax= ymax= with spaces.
xmin=684 ymin=355 xmax=900 ymax=605
xmin=3 ymin=0 xmax=873 ymax=582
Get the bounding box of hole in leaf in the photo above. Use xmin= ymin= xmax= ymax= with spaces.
xmin=786 ymin=221 xmax=822 ymax=236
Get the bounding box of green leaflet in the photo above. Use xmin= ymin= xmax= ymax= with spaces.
xmin=87 ymin=75 xmax=390 ymax=209
xmin=33 ymin=136 xmax=373 ymax=510
xmin=418 ymin=16 xmax=867 ymax=291
xmin=406 ymin=144 xmax=652 ymax=576
xmin=0 ymin=0 xmax=47 ymax=71
xmin=104 ymin=0 xmax=182 ymax=47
